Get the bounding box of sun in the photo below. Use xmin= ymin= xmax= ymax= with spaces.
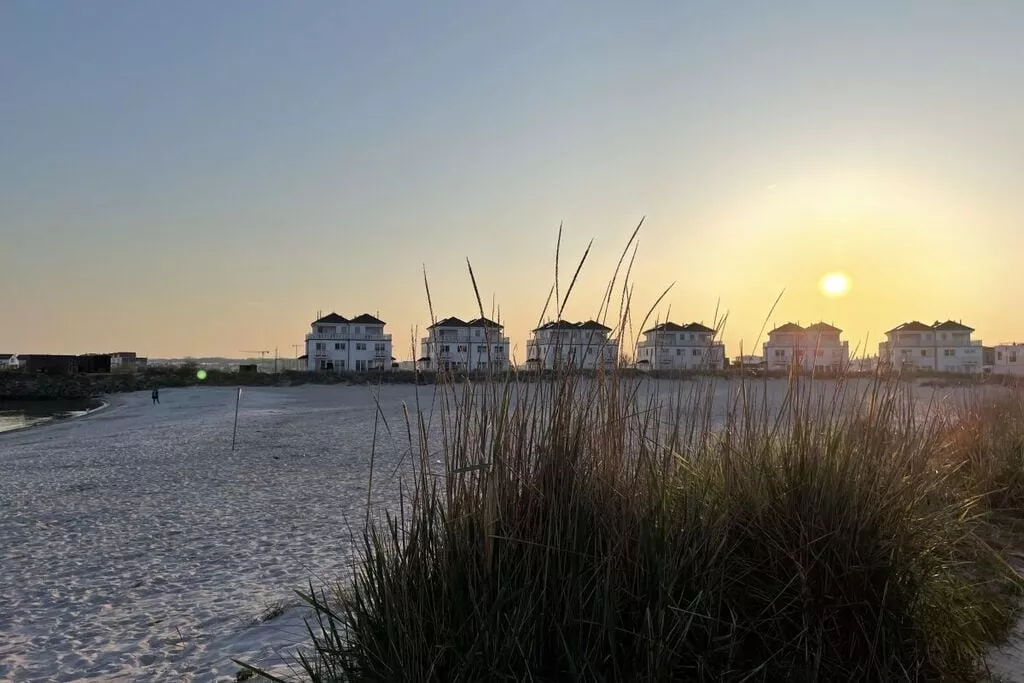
xmin=819 ymin=272 xmax=851 ymax=298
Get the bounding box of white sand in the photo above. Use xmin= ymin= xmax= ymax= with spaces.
xmin=0 ymin=385 xmax=428 ymax=682
xmin=0 ymin=379 xmax=1013 ymax=681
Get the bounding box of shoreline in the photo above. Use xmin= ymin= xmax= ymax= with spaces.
xmin=0 ymin=398 xmax=110 ymax=437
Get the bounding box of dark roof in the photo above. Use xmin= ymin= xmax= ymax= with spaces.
xmin=350 ymin=313 xmax=385 ymax=325
xmin=417 ymin=356 xmax=431 ymax=362
xmin=467 ymin=316 xmax=502 ymax=328
xmin=768 ymin=323 xmax=804 ymax=334
xmin=886 ymin=321 xmax=933 ymax=334
xmin=932 ymin=320 xmax=974 ymax=332
xmin=643 ymin=321 xmax=716 ymax=335
xmin=428 ymin=316 xmax=503 ymax=329
xmin=533 ymin=319 xmax=611 ymax=332
xmin=298 ymin=354 xmax=308 ymax=360
xmin=313 ymin=313 xmax=349 ymax=324
xmin=805 ymin=322 xmax=842 ymax=333
xmin=429 ymin=316 xmax=469 ymax=329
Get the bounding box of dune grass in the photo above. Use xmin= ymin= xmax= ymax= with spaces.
xmin=240 ymin=228 xmax=1024 ymax=682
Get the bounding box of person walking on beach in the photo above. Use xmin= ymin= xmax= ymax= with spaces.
xmin=151 ymin=387 xmax=160 ymax=405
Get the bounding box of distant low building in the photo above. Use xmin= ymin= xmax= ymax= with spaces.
xmin=878 ymin=320 xmax=982 ymax=374
xmin=0 ymin=353 xmax=18 ymax=370
xmin=110 ymin=352 xmax=139 ymax=372
xmin=18 ymin=354 xmax=80 ymax=374
xmin=635 ymin=322 xmax=725 ymax=371
xmin=305 ymin=312 xmax=393 ymax=372
xmin=418 ymin=316 xmax=510 ymax=372
xmin=525 ymin=320 xmax=618 ymax=371
xmin=993 ymin=344 xmax=1024 ymax=376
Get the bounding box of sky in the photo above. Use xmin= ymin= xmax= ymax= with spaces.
xmin=2 ymin=1 xmax=1022 ymax=360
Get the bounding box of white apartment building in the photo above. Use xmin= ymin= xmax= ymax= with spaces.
xmin=991 ymin=343 xmax=1024 ymax=376
xmin=0 ymin=353 xmax=18 ymax=370
xmin=525 ymin=320 xmax=618 ymax=371
xmin=635 ymin=322 xmax=725 ymax=371
xmin=306 ymin=312 xmax=393 ymax=372
xmin=418 ymin=316 xmax=510 ymax=372
xmin=763 ymin=322 xmax=850 ymax=372
xmin=878 ymin=320 xmax=982 ymax=374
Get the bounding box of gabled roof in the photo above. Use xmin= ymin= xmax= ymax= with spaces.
xmin=768 ymin=323 xmax=804 ymax=334
xmin=533 ymin=319 xmax=611 ymax=332
xmin=932 ymin=320 xmax=974 ymax=332
xmin=350 ymin=313 xmax=385 ymax=325
xmin=429 ymin=316 xmax=469 ymax=329
xmin=886 ymin=321 xmax=932 ymax=334
xmin=313 ymin=313 xmax=349 ymax=324
xmin=533 ymin=319 xmax=578 ymax=332
xmin=805 ymin=322 xmax=842 ymax=333
xmin=643 ymin=321 xmax=716 ymax=335
xmin=467 ymin=317 xmax=502 ymax=328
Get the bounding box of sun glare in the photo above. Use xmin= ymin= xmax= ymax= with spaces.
xmin=819 ymin=272 xmax=851 ymax=298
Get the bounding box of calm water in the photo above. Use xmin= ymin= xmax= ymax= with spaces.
xmin=0 ymin=399 xmax=100 ymax=433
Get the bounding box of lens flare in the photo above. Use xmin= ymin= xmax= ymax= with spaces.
xmin=196 ymin=369 xmax=208 ymax=380
xmin=819 ymin=272 xmax=851 ymax=298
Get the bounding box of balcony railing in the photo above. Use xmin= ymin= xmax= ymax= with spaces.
xmin=421 ymin=336 xmax=511 ymax=346
xmin=307 ymin=332 xmax=392 ymax=342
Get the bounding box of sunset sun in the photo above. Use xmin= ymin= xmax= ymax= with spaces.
xmin=819 ymin=272 xmax=851 ymax=298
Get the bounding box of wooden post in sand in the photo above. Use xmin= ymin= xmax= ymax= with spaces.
xmin=231 ymin=387 xmax=242 ymax=452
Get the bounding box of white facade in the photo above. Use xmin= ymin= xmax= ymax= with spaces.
xmin=110 ymin=352 xmax=138 ymax=372
xmin=525 ymin=320 xmax=618 ymax=371
xmin=418 ymin=317 xmax=509 ymax=372
xmin=879 ymin=320 xmax=982 ymax=374
xmin=763 ymin=322 xmax=850 ymax=372
xmin=992 ymin=344 xmax=1024 ymax=376
xmin=635 ymin=322 xmax=725 ymax=371
xmin=306 ymin=313 xmax=393 ymax=372
xmin=0 ymin=354 xmax=18 ymax=370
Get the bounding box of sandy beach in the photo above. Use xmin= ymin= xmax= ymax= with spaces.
xmin=0 ymin=379 xmax=1018 ymax=681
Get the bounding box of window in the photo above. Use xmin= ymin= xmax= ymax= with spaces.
xmin=477 ymin=345 xmax=487 ymax=353
xmin=354 ymin=327 xmax=361 ymax=334
xmin=1012 ymin=353 xmax=1019 ymax=363
xmin=775 ymin=349 xmax=785 ymax=358
xmin=335 ymin=343 xmax=342 ymax=350
xmin=689 ymin=334 xmax=695 ymax=341
xmin=457 ymin=344 xmax=466 ymax=352
xmin=676 ymin=348 xmax=682 ymax=356
xmin=355 ymin=359 xmax=367 ymax=371
xmin=375 ymin=342 xmax=386 ymax=352
xmin=692 ymin=349 xmax=701 ymax=356
xmin=920 ymin=349 xmax=928 ymax=357
xmin=943 ymin=349 xmax=954 ymax=357
xmin=442 ymin=345 xmax=450 ymax=353
xmin=339 ymin=360 xmax=345 ymax=369
xmin=356 ymin=343 xmax=366 ymax=351
xmin=317 ymin=326 xmax=327 ymax=334
xmin=998 ymin=351 xmax=1004 ymax=361
xmin=319 ymin=359 xmax=329 ymax=370
xmin=315 ymin=342 xmax=325 ymax=351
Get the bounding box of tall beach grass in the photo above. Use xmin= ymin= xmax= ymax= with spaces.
xmin=241 ymin=228 xmax=1024 ymax=682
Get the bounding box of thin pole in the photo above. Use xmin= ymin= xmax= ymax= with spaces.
xmin=231 ymin=387 xmax=242 ymax=451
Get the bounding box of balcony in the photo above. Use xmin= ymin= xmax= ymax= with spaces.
xmin=422 ymin=335 xmax=511 ymax=346
xmin=307 ymin=332 xmax=392 ymax=342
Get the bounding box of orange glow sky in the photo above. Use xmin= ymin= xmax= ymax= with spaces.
xmin=2 ymin=3 xmax=1022 ymax=359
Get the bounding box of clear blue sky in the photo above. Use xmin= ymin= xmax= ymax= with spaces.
xmin=3 ymin=1 xmax=1022 ymax=358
